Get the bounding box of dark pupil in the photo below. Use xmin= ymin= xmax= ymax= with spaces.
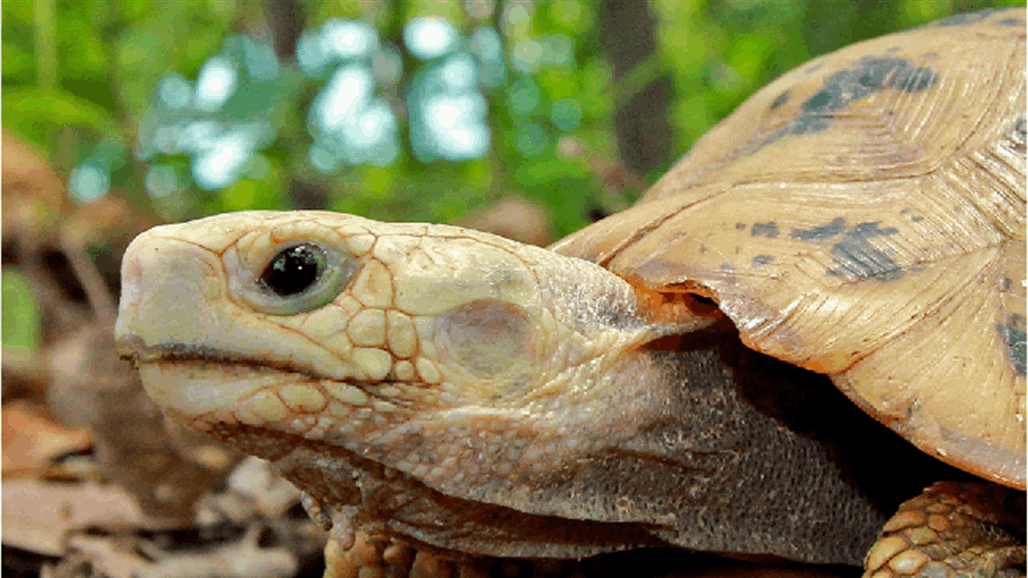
xmin=260 ymin=245 xmax=323 ymax=297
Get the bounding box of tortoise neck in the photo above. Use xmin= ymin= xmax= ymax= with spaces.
xmin=605 ymin=331 xmax=960 ymax=564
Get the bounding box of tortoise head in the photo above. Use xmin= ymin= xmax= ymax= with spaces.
xmin=114 ymin=210 xmax=716 ymax=499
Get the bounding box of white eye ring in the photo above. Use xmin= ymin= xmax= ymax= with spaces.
xmin=226 ymin=239 xmax=359 ymax=315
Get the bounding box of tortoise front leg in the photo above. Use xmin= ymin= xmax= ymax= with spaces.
xmin=864 ymin=482 xmax=1025 ymax=578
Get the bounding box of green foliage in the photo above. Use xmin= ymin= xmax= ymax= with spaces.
xmin=2 ymin=0 xmax=1022 ymax=239
xmin=2 ymin=270 xmax=41 ymax=352
xmin=3 ymin=88 xmax=115 ymax=135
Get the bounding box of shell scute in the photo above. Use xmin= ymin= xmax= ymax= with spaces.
xmin=553 ymin=8 xmax=1027 ymax=488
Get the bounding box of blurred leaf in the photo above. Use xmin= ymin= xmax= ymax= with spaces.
xmin=309 ymin=1 xmax=389 ymax=27
xmin=673 ymin=93 xmax=714 ymax=146
xmin=431 ymin=188 xmax=491 ymax=223
xmin=2 ymin=0 xmax=33 ymax=25
xmin=402 ymin=0 xmax=466 ymax=29
xmin=2 ymin=270 xmax=41 ymax=352
xmin=536 ymin=67 xmax=577 ymax=101
xmin=218 ymin=178 xmax=285 ymax=212
xmin=34 ymin=0 xmax=58 ymax=90
xmin=546 ymin=0 xmax=592 ymax=34
xmin=2 ymin=41 xmax=35 ymax=82
xmin=461 ymin=157 xmax=491 ymax=188
xmin=611 ymin=51 xmax=663 ymax=110
xmin=120 ymin=0 xmax=151 ymax=22
xmin=2 ymin=89 xmax=115 ymax=143
xmin=726 ymin=35 xmax=772 ymax=89
xmin=513 ymin=156 xmax=587 ymax=187
xmin=113 ymin=5 xmax=227 ymax=115
xmin=528 ymin=176 xmax=594 ymax=237
xmin=578 ymin=60 xmax=612 ymax=119
xmin=58 ymin=18 xmax=110 ymax=80
xmin=363 ymin=166 xmax=400 ymax=197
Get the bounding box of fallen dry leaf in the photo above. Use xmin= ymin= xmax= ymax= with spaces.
xmin=2 ymin=400 xmax=91 ymax=477
xmin=44 ymin=526 xmax=298 ymax=578
xmin=2 ymin=478 xmax=186 ymax=556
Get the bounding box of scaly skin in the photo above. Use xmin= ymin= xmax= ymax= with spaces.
xmin=864 ymin=483 xmax=1024 ymax=578
xmin=116 ymin=211 xmax=1025 ymax=577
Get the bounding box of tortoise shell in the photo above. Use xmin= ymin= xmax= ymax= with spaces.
xmin=554 ymin=8 xmax=1026 ymax=489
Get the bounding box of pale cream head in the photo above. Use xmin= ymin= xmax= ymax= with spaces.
xmin=115 ymin=210 xmax=711 ymax=497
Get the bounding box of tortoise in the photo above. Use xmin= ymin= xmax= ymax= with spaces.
xmin=115 ymin=8 xmax=1026 ymax=578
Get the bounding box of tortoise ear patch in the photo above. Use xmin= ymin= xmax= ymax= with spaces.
xmin=434 ymin=298 xmax=534 ymax=380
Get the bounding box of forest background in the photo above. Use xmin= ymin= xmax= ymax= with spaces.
xmin=6 ymin=0 xmax=1021 ymax=347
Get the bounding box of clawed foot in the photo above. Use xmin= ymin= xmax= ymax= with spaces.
xmin=323 ymin=531 xmax=490 ymax=578
xmin=864 ymin=482 xmax=1025 ymax=578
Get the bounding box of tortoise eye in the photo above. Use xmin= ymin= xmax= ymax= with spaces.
xmin=233 ymin=240 xmax=358 ymax=315
xmin=259 ymin=244 xmax=326 ymax=297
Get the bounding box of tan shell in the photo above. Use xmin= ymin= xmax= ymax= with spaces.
xmin=554 ymin=9 xmax=1026 ymax=489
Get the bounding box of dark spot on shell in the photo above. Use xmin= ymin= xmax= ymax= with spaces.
xmin=997 ymin=314 xmax=1026 ymax=376
xmin=892 ymin=66 xmax=937 ymax=92
xmin=800 ymin=57 xmax=937 ymax=117
xmin=763 ymin=57 xmax=938 ymax=145
xmin=1000 ymin=277 xmax=1012 ymax=292
xmin=791 ymin=218 xmax=846 ymax=241
xmin=998 ymin=17 xmax=1024 ymax=26
xmin=699 ymin=245 xmax=708 ymax=254
xmin=751 ymin=222 xmax=779 ymax=238
xmin=752 ymin=255 xmax=775 ymax=267
xmin=826 ymin=222 xmax=902 ymax=281
xmin=932 ymin=8 xmax=1005 ymax=27
xmin=1011 ymin=118 xmax=1026 ymax=154
xmin=770 ymin=91 xmax=789 ymax=110
xmin=765 ymin=126 xmax=790 ymax=143
xmin=900 ymin=208 xmax=924 ymax=222
xmin=805 ymin=63 xmax=824 ymax=74
xmin=720 ymin=262 xmax=734 ymax=270
xmin=885 ymin=46 xmax=901 ymax=53
xmin=735 ymin=222 xmax=746 ymax=231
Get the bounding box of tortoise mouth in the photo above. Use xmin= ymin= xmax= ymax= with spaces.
xmin=132 ymin=356 xmax=319 ymax=424
xmin=119 ymin=339 xmax=397 ymax=439
xmin=117 ymin=336 xmax=324 ymax=378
